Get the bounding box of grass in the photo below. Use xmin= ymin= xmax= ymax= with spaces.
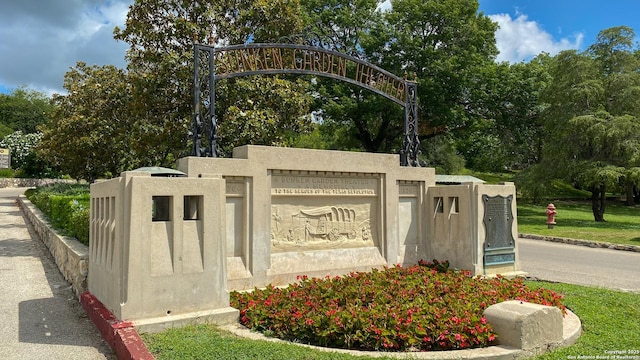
xmin=517 ymin=200 xmax=640 ymax=246
xmin=525 ymin=282 xmax=640 ymax=359
xmin=142 ymin=325 xmax=390 ymax=360
xmin=142 ymin=282 xmax=640 ymax=360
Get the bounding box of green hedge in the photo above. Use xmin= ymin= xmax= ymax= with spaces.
xmin=26 ymin=183 xmax=91 ymax=245
xmin=0 ymin=168 xmax=15 ymax=178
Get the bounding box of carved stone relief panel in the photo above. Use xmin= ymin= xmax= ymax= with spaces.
xmin=270 ymin=172 xmax=379 ymax=252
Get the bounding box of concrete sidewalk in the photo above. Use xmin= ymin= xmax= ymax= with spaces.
xmin=0 ymin=188 xmax=114 ymax=359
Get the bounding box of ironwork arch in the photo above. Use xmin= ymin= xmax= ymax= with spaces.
xmin=192 ymin=42 xmax=420 ymax=166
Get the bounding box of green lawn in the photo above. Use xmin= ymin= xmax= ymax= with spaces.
xmin=525 ymin=282 xmax=640 ymax=359
xmin=142 ymin=282 xmax=640 ymax=360
xmin=517 ymin=200 xmax=640 ymax=246
xmin=142 ymin=324 xmax=390 ymax=360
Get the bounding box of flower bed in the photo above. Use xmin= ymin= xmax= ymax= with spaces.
xmin=231 ymin=260 xmax=566 ymax=352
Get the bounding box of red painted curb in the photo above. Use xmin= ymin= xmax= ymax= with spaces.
xmin=80 ymin=292 xmax=154 ymax=360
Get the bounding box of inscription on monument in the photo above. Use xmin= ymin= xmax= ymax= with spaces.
xmin=215 ymin=46 xmax=407 ymax=103
xmin=271 ymin=175 xmax=378 ymax=196
xmin=225 ymin=182 xmax=244 ymax=196
xmin=399 ymin=184 xmax=418 ymax=197
xmin=482 ymin=194 xmax=515 ymax=250
xmin=484 ymin=253 xmax=516 ymax=265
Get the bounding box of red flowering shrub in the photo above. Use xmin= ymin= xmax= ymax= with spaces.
xmin=230 ymin=260 xmax=566 ymax=352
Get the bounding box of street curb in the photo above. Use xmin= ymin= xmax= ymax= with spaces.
xmin=80 ymin=292 xmax=155 ymax=360
xmin=519 ymin=233 xmax=640 ymax=253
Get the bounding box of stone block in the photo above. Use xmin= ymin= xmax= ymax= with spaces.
xmin=483 ymin=300 xmax=562 ymax=350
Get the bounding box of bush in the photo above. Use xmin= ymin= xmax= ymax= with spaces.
xmin=0 ymin=131 xmax=59 ymax=178
xmin=0 ymin=168 xmax=14 ymax=178
xmin=26 ymin=183 xmax=91 ymax=245
xmin=231 ymin=260 xmax=566 ymax=352
xmin=0 ymin=131 xmax=41 ymax=170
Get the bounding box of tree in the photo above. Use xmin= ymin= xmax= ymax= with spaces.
xmin=384 ymin=0 xmax=498 ymax=138
xmin=535 ymin=26 xmax=640 ymax=220
xmin=38 ymin=63 xmax=138 ymax=180
xmin=41 ymin=0 xmax=315 ymax=179
xmin=0 ymin=87 xmax=55 ymax=135
xmin=297 ymin=0 xmax=403 ymax=154
xmin=299 ymin=0 xmax=499 ymax=161
xmin=0 ymin=122 xmax=12 ymax=140
xmin=454 ymin=55 xmax=551 ymax=171
xmin=114 ymin=0 xmax=313 ymax=157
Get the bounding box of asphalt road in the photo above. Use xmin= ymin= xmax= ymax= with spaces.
xmin=518 ymin=237 xmax=640 ymax=292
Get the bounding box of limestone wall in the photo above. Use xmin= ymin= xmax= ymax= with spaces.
xmin=177 ymin=145 xmax=435 ymax=290
xmin=427 ymin=182 xmax=521 ymax=276
xmin=0 ymin=178 xmax=75 ymax=188
xmin=84 ymin=146 xmax=521 ymax=328
xmin=89 ymin=171 xmax=238 ymax=330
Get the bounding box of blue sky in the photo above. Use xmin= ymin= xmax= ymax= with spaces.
xmin=479 ymin=0 xmax=640 ymax=62
xmin=1 ymin=0 xmax=639 ymax=95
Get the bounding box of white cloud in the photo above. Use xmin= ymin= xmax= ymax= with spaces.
xmin=0 ymin=0 xmax=132 ymax=95
xmin=490 ymin=13 xmax=583 ymax=63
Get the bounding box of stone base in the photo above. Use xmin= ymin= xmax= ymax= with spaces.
xmin=265 ymin=247 xmax=387 ymax=287
xmin=482 ymin=271 xmax=528 ymax=279
xmin=483 ymin=263 xmax=522 ymax=277
xmin=133 ymin=307 xmax=240 ymax=334
xmin=483 ymin=300 xmax=563 ymax=351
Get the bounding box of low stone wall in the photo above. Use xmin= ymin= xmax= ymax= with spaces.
xmin=0 ymin=178 xmax=75 ymax=188
xmin=17 ymin=195 xmax=89 ymax=297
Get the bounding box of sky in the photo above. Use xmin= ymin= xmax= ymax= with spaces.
xmin=0 ymin=0 xmax=639 ymax=96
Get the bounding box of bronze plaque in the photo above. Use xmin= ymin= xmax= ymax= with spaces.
xmin=482 ymin=194 xmax=515 ymax=250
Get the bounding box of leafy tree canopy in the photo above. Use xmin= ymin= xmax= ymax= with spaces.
xmin=0 ymin=87 xmax=55 ymax=136
xmin=298 ymin=0 xmax=499 ymax=160
xmin=39 ymin=0 xmax=314 ymax=179
xmin=531 ymin=26 xmax=640 ymax=219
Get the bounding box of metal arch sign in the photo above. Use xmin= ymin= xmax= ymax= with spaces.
xmin=192 ymin=42 xmax=420 ymax=166
xmin=215 ymin=43 xmax=408 ymax=105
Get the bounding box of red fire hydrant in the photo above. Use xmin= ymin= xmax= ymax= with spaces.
xmin=546 ymin=203 xmax=557 ymax=229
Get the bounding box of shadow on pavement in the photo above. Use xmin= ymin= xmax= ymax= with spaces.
xmin=18 ymin=297 xmax=104 ymax=347
xmin=1 ymin=190 xmax=115 ymax=357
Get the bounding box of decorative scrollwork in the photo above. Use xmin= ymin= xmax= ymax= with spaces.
xmin=192 ymin=44 xmax=218 ymax=157
xmin=401 ymin=81 xmax=420 ymax=167
xmin=277 ymin=25 xmax=366 ymax=61
xmin=192 ymin=39 xmax=419 ymax=166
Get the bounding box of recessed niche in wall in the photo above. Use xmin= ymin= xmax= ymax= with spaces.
xmin=434 ymin=197 xmax=444 ymax=213
xmin=184 ymin=195 xmax=202 ymax=220
xmin=152 ymin=196 xmax=172 ymax=221
xmin=450 ymin=197 xmax=459 ymax=214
